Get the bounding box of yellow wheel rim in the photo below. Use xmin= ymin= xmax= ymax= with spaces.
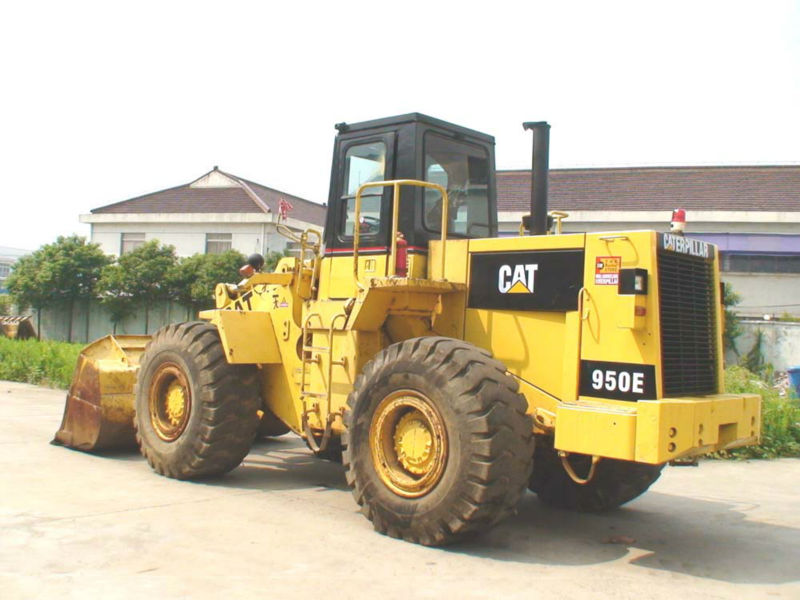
xmin=369 ymin=390 xmax=447 ymax=498
xmin=149 ymin=363 xmax=191 ymax=442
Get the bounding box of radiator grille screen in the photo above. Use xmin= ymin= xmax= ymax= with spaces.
xmin=657 ymin=250 xmax=719 ymax=396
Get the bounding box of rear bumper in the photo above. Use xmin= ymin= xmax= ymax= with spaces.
xmin=554 ymin=393 xmax=761 ymax=464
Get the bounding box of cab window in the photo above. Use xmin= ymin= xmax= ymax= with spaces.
xmin=423 ymin=133 xmax=490 ymax=237
xmin=342 ymin=141 xmax=386 ymax=236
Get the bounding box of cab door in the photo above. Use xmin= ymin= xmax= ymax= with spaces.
xmin=322 ymin=133 xmax=395 ymax=299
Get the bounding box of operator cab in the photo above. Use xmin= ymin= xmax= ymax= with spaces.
xmin=322 ymin=113 xmax=498 ymax=262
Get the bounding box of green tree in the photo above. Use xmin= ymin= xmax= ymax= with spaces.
xmin=6 ymin=236 xmax=110 ymax=340
xmin=723 ymin=283 xmax=743 ymax=355
xmin=0 ymin=294 xmax=12 ymax=314
xmin=741 ymin=329 xmax=773 ymax=380
xmin=97 ymin=241 xmax=177 ymax=333
xmin=6 ymin=253 xmax=46 ymax=337
xmin=264 ymin=248 xmax=289 ymax=272
xmin=170 ymin=250 xmax=245 ymax=315
xmin=95 ymin=264 xmax=136 ymax=334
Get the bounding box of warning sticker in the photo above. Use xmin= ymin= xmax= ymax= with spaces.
xmin=595 ymin=256 xmax=621 ymax=286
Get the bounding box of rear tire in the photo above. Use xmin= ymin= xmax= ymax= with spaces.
xmin=134 ymin=322 xmax=260 ymax=479
xmin=257 ymin=407 xmax=290 ymax=438
xmin=529 ymin=437 xmax=664 ymax=511
xmin=343 ymin=337 xmax=534 ymax=546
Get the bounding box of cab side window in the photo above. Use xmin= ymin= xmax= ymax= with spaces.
xmin=342 ymin=141 xmax=386 ymax=236
xmin=423 ymin=133 xmax=490 ymax=237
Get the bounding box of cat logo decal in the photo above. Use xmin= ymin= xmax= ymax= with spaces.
xmin=497 ymin=264 xmax=538 ymax=294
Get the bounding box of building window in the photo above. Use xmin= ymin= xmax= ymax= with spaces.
xmin=721 ymin=253 xmax=800 ymax=274
xmin=0 ymin=263 xmax=11 ymax=292
xmin=206 ymin=233 xmax=232 ymax=254
xmin=120 ymin=233 xmax=146 ymax=254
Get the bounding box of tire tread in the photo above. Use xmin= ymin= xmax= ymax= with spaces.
xmin=134 ymin=321 xmax=259 ymax=480
xmin=343 ymin=336 xmax=534 ymax=546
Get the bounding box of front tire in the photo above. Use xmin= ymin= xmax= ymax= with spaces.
xmin=343 ymin=337 xmax=534 ymax=546
xmin=134 ymin=322 xmax=260 ymax=479
xmin=529 ymin=437 xmax=664 ymax=511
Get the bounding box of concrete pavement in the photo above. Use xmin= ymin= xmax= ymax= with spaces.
xmin=1 ymin=380 xmax=798 ymax=599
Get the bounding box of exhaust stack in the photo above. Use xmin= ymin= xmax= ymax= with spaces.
xmin=522 ymin=121 xmax=550 ymax=235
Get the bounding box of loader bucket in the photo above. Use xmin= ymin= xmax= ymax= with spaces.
xmin=53 ymin=335 xmax=150 ymax=452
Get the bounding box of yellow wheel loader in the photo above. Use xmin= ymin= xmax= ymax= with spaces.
xmin=54 ymin=114 xmax=761 ymax=545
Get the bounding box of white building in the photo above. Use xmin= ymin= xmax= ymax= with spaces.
xmin=79 ymin=164 xmax=800 ymax=318
xmin=498 ymin=166 xmax=800 ymax=318
xmin=81 ymin=167 xmax=326 ymax=258
xmin=0 ymin=246 xmax=30 ymax=294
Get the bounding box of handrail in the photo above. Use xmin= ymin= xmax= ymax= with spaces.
xmin=277 ymin=224 xmax=322 ymax=297
xmin=352 ymin=179 xmax=450 ymax=286
xmin=549 ymin=210 xmax=569 ymax=235
xmin=276 ymin=223 xmax=304 ymax=244
xmin=298 ymin=228 xmax=322 ymax=297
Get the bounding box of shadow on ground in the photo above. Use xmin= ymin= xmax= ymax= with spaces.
xmin=84 ymin=434 xmax=800 ymax=585
xmin=462 ymin=491 xmax=799 ymax=584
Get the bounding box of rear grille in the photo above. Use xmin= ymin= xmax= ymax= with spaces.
xmin=657 ymin=250 xmax=719 ymax=396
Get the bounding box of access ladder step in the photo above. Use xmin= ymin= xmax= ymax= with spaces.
xmin=303 ymin=345 xmax=330 ymax=353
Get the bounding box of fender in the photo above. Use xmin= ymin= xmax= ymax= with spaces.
xmin=203 ymin=309 xmax=282 ymax=364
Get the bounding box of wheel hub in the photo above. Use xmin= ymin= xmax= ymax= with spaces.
xmin=370 ymin=391 xmax=447 ymax=498
xmin=164 ymin=381 xmax=187 ymax=426
xmin=149 ymin=363 xmax=191 ymax=442
xmin=393 ymin=411 xmax=434 ymax=475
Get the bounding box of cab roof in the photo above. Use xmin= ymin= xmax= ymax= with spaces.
xmin=334 ymin=113 xmax=495 ymax=144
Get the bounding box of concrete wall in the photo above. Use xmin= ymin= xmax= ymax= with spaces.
xmin=499 ymin=209 xmax=800 ymax=235
xmin=90 ymin=221 xmax=287 ymax=258
xmin=727 ymin=321 xmax=800 ymax=372
xmin=500 ymin=221 xmax=800 ymax=236
xmin=723 ymin=273 xmax=799 ymax=319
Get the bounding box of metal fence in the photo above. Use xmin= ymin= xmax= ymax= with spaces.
xmin=26 ymin=300 xmax=195 ymax=344
xmin=18 ymin=301 xmax=800 ymax=371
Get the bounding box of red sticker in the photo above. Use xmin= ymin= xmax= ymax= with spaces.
xmin=595 ymin=256 xmax=621 ymax=285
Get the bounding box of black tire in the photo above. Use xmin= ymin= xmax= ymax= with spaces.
xmin=257 ymin=407 xmax=290 ymax=438
xmin=529 ymin=436 xmax=665 ymax=512
xmin=134 ymin=322 xmax=260 ymax=480
xmin=343 ymin=336 xmax=534 ymax=546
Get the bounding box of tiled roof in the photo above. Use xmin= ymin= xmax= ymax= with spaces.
xmin=238 ymin=177 xmax=327 ymax=225
xmin=498 ymin=166 xmax=800 ymax=212
xmin=91 ymin=169 xmax=327 ymax=225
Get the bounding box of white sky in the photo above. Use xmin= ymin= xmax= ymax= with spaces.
xmin=1 ymin=1 xmax=798 ymax=251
